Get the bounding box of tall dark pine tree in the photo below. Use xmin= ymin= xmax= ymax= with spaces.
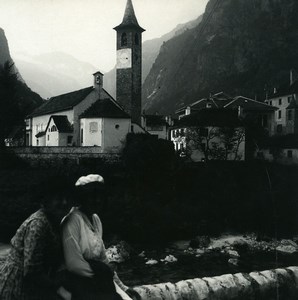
xmin=0 ymin=61 xmax=22 ymax=147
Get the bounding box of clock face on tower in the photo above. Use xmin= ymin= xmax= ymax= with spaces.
xmin=117 ymin=48 xmax=132 ymax=69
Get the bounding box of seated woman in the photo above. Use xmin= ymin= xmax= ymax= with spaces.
xmin=61 ymin=174 xmax=140 ymax=300
xmin=0 ymin=178 xmax=71 ymax=300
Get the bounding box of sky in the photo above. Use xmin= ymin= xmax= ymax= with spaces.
xmin=0 ymin=0 xmax=209 ymax=72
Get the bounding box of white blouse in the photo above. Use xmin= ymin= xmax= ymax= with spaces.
xmin=62 ymin=208 xmax=132 ymax=300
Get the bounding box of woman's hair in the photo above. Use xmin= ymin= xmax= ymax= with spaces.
xmin=39 ymin=176 xmax=70 ymax=208
xmin=74 ymin=181 xmax=106 ymax=205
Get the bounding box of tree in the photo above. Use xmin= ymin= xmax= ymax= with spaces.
xmin=0 ymin=61 xmax=22 ymax=148
xmin=186 ymin=126 xmax=245 ymax=161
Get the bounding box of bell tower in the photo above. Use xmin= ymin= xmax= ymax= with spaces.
xmin=114 ymin=0 xmax=145 ymax=124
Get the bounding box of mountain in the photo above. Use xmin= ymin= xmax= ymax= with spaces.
xmin=103 ymin=15 xmax=202 ymax=98
xmin=14 ymin=52 xmax=97 ymax=99
xmin=0 ymin=28 xmax=43 ymax=116
xmin=142 ymin=0 xmax=298 ymax=114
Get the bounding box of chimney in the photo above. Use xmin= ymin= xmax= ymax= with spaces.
xmin=206 ymin=99 xmax=212 ymax=109
xmin=186 ymin=106 xmax=191 ymax=115
xmin=93 ymin=71 xmax=103 ymax=97
xmin=290 ymin=69 xmax=294 ymax=86
xmin=273 ymin=87 xmax=277 ymax=94
xmin=238 ymin=106 xmax=243 ymax=118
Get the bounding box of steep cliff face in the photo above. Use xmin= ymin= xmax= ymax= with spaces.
xmin=0 ymin=28 xmax=43 ymax=116
xmin=0 ymin=28 xmax=12 ymax=65
xmin=143 ymin=0 xmax=298 ymax=114
xmin=103 ymin=16 xmax=202 ymax=98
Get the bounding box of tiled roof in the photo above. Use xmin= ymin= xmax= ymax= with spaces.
xmin=29 ymin=86 xmax=93 ymax=117
xmin=224 ymin=96 xmax=277 ymax=111
xmin=287 ymin=99 xmax=298 ymax=109
xmin=80 ymin=98 xmax=130 ymax=119
xmin=144 ymin=115 xmax=167 ymax=127
xmin=35 ymin=131 xmax=46 ymax=138
xmin=177 ymin=109 xmax=242 ymax=127
xmin=176 ymin=92 xmax=233 ymax=114
xmin=269 ymin=80 xmax=298 ymax=98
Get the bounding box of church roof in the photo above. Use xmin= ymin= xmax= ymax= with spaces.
xmin=113 ymin=0 xmax=145 ymax=32
xmin=46 ymin=115 xmax=73 ymax=133
xmin=80 ymin=98 xmax=130 ymax=119
xmin=29 ymin=86 xmax=94 ymax=117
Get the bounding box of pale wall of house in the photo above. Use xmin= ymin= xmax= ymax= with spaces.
xmin=73 ymin=89 xmax=109 ymax=146
xmin=266 ymin=94 xmax=297 ymax=134
xmin=31 ymin=110 xmax=73 ymax=146
xmin=147 ymin=126 xmax=168 ymax=139
xmin=258 ymin=148 xmax=298 ymax=165
xmin=103 ymin=118 xmax=131 ymax=153
xmin=80 ymin=118 xmax=103 ymax=147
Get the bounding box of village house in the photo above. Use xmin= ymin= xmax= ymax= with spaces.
xmin=171 ymin=92 xmax=277 ymax=161
xmin=265 ymin=75 xmax=298 ymax=135
xmin=141 ymin=114 xmax=173 ymax=140
xmin=256 ymin=72 xmax=298 ymax=164
xmin=25 ymin=0 xmax=146 ymax=153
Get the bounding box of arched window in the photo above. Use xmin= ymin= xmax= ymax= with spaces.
xmin=51 ymin=125 xmax=57 ymax=132
xmin=135 ymin=33 xmax=139 ymax=45
xmin=121 ymin=32 xmax=127 ymax=46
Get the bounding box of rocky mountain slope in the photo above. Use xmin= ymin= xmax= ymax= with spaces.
xmin=0 ymin=28 xmax=43 ymax=116
xmin=103 ymin=16 xmax=202 ymax=98
xmin=143 ymin=0 xmax=298 ymax=114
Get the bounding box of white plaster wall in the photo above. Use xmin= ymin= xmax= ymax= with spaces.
xmin=45 ymin=118 xmax=59 ymax=146
xmin=103 ymin=118 xmax=130 ymax=153
xmin=73 ymin=89 xmax=101 ymax=146
xmin=80 ymin=118 xmax=102 ymax=147
xmin=268 ymin=95 xmax=294 ymax=133
xmin=31 ymin=110 xmax=73 ymax=146
xmin=147 ymin=126 xmax=168 ymax=139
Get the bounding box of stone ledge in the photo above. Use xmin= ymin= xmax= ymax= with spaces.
xmin=134 ymin=266 xmax=298 ymax=300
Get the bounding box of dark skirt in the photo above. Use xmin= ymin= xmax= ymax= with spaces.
xmin=63 ymin=261 xmax=123 ymax=300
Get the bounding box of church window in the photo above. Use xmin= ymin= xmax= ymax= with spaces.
xmin=51 ymin=125 xmax=57 ymax=132
xmin=96 ymin=75 xmax=101 ymax=84
xmin=89 ymin=122 xmax=98 ymax=133
xmin=135 ymin=33 xmax=139 ymax=45
xmin=81 ymin=129 xmax=84 ymax=144
xmin=115 ymin=124 xmax=120 ymax=129
xmin=121 ymin=32 xmax=127 ymax=46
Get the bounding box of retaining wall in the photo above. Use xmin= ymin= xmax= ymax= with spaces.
xmin=4 ymin=147 xmax=121 ymax=167
xmin=134 ymin=266 xmax=298 ymax=300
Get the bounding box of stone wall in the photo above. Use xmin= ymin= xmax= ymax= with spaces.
xmin=134 ymin=266 xmax=298 ymax=300
xmin=7 ymin=147 xmax=121 ymax=167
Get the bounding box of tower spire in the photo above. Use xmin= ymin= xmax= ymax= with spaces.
xmin=114 ymin=0 xmax=145 ymax=32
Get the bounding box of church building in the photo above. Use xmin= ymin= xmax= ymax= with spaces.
xmin=25 ymin=0 xmax=145 ymax=152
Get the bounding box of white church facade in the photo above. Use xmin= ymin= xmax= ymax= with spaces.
xmin=25 ymin=0 xmax=146 ymax=153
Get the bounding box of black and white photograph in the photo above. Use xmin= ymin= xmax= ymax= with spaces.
xmin=1 ymin=0 xmax=298 ymax=299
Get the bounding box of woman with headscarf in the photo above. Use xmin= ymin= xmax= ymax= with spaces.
xmin=61 ymin=174 xmax=140 ymax=300
xmin=0 ymin=177 xmax=71 ymax=300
